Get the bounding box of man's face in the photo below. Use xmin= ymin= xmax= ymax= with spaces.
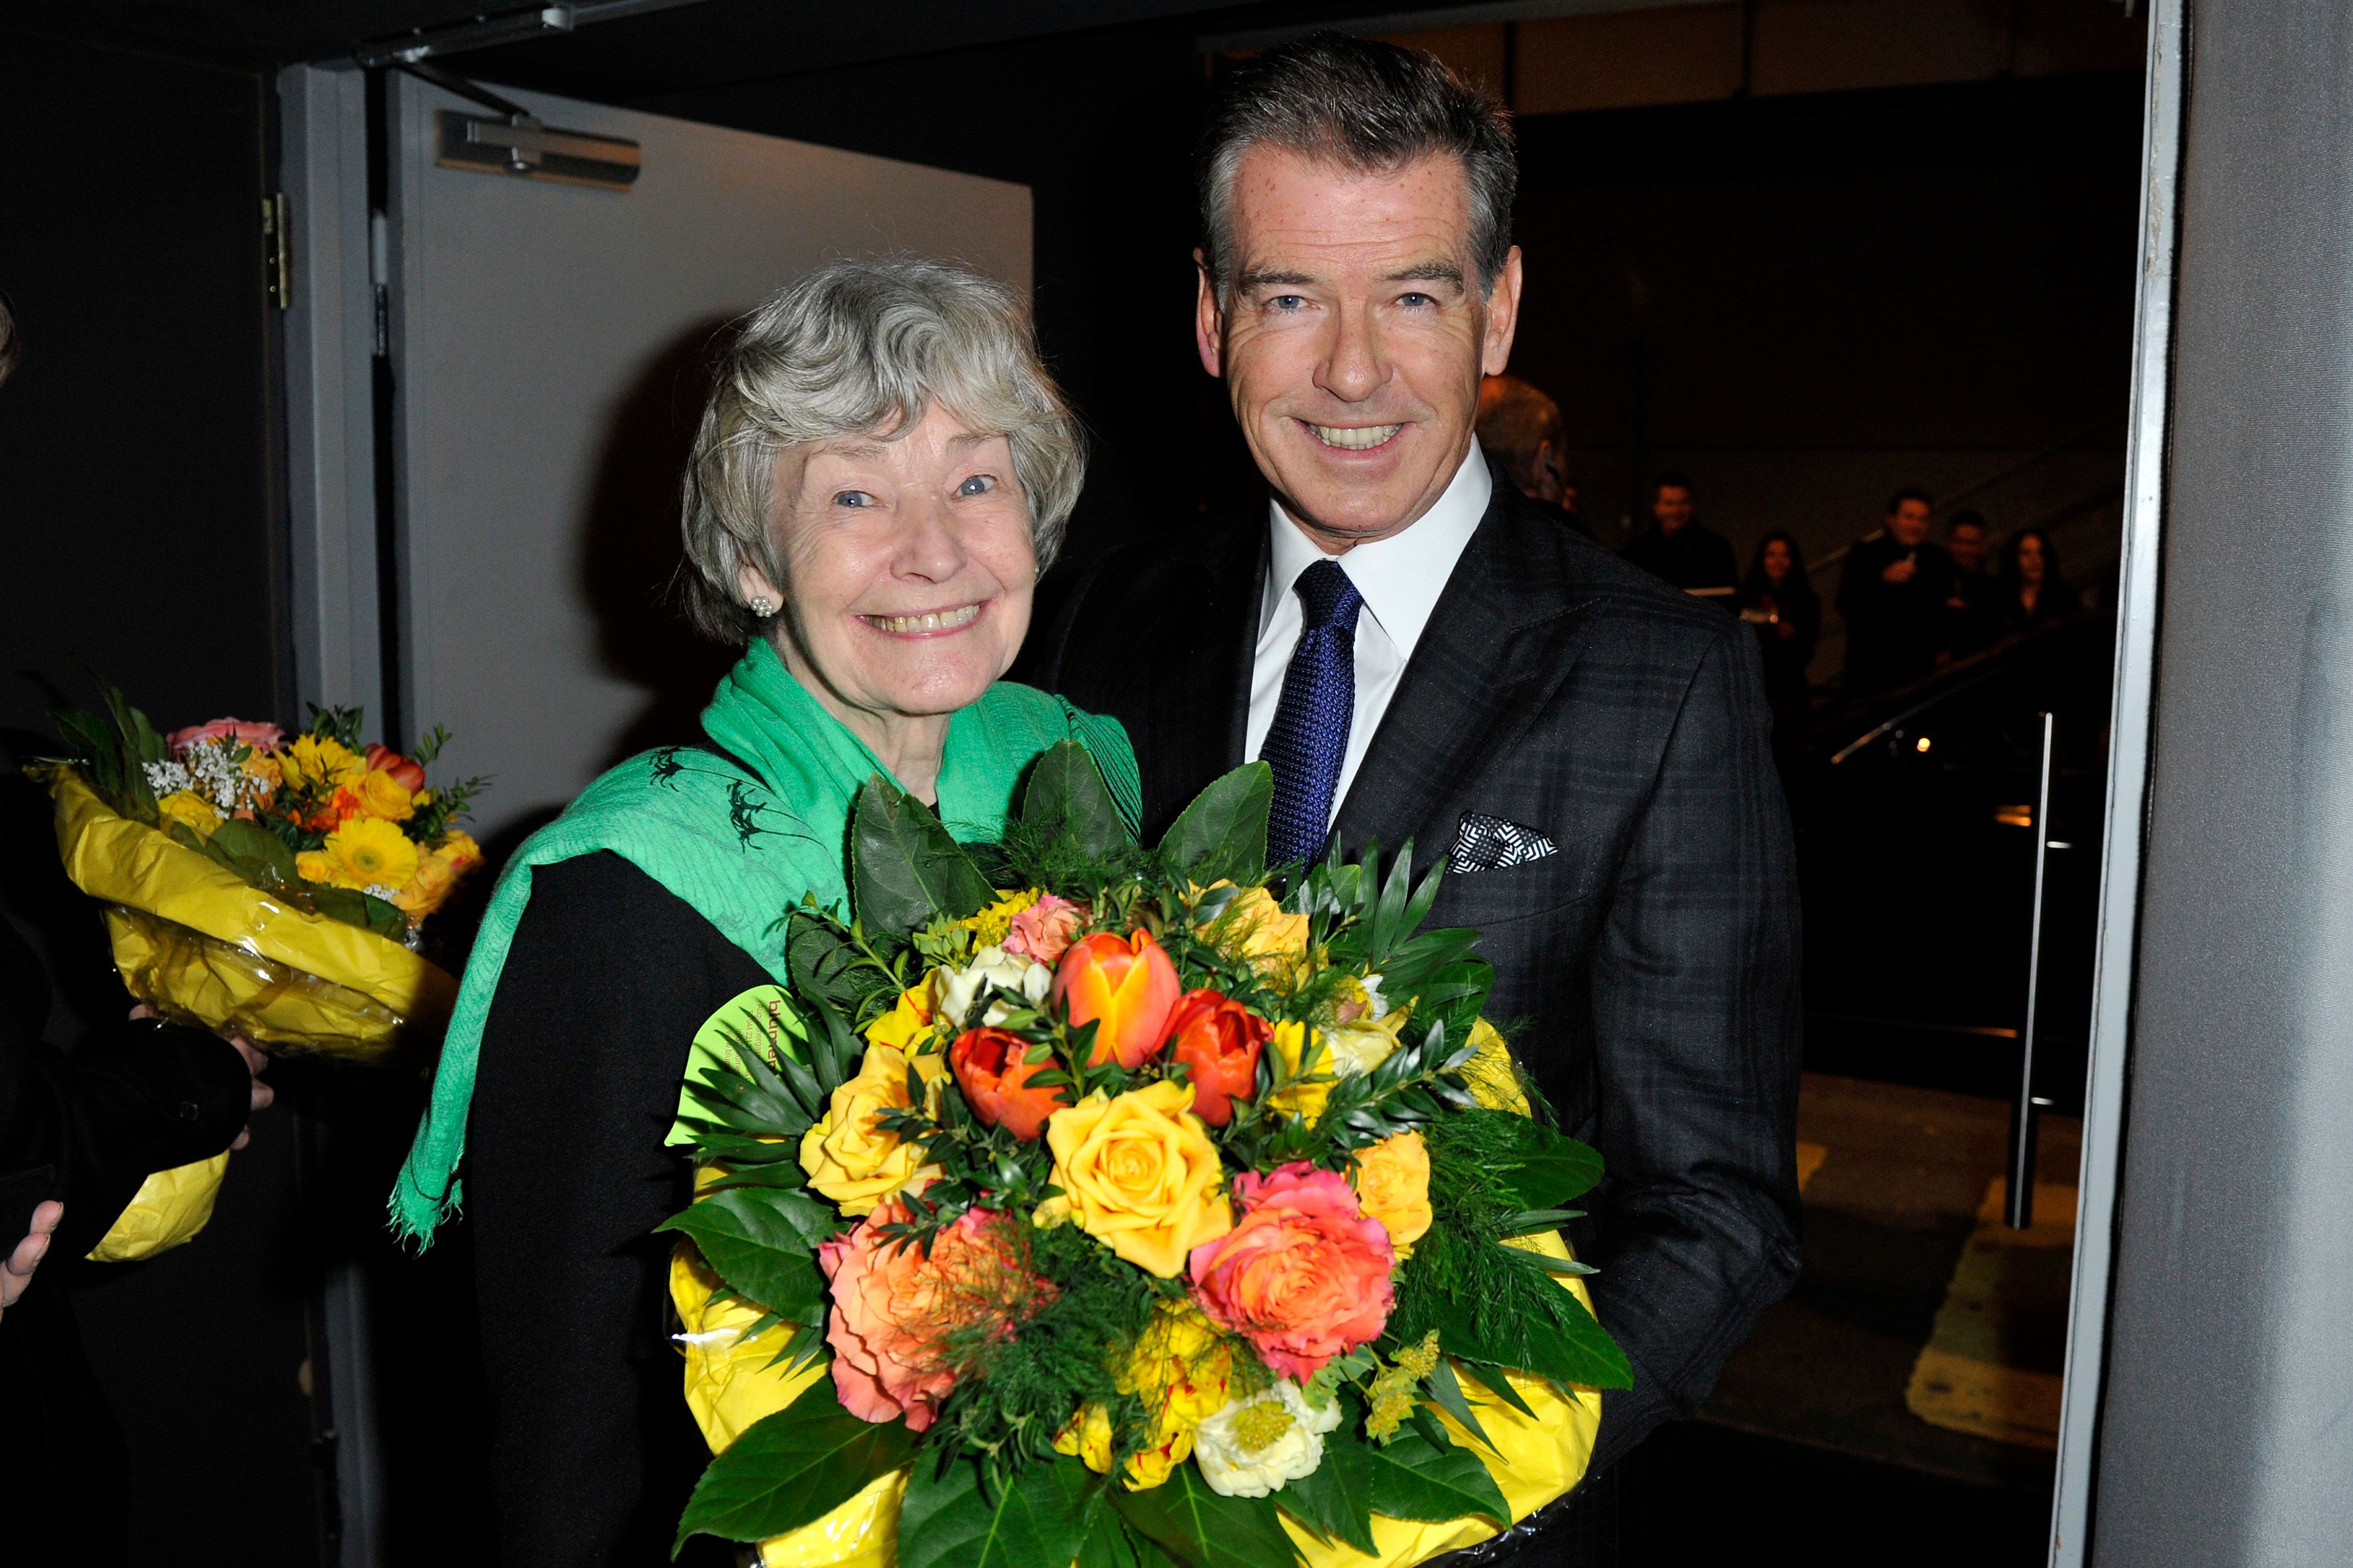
xmin=1948 ymin=524 xmax=1986 ymax=574
xmin=1888 ymin=498 xmax=1933 ymax=549
xmin=1197 ymin=147 xmax=1522 ymax=552
xmin=1653 ymin=485 xmax=1693 ymax=534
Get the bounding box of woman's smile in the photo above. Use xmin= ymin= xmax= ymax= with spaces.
xmin=859 ymin=601 xmax=988 ymax=636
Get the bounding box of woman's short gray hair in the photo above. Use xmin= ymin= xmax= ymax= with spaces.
xmin=680 ymin=257 xmax=1086 ymax=644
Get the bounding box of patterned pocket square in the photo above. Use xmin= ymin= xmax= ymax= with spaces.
xmin=1449 ymin=813 xmax=1558 ymax=874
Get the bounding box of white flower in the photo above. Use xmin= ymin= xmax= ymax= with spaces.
xmin=931 ymin=945 xmax=1051 ymax=1030
xmin=1192 ymin=1380 xmax=1342 ymax=1499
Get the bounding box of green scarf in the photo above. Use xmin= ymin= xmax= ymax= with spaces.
xmin=387 ymin=639 xmax=1138 ymax=1245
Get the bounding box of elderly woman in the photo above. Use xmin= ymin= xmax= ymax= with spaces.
xmin=388 ymin=259 xmax=1134 ymax=1566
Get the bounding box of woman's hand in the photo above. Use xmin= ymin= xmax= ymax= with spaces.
xmin=1 ymin=1200 xmax=63 ymax=1324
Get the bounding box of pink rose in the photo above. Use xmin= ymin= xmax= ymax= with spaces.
xmin=168 ymin=718 xmax=286 ymax=755
xmin=817 ymin=1200 xmax=1025 ymax=1430
xmin=1187 ymin=1162 xmax=1395 ymax=1380
xmin=1003 ymin=893 xmax=1086 ymax=964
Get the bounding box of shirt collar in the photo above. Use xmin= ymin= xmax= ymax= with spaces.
xmin=1262 ymin=439 xmax=1493 ymax=648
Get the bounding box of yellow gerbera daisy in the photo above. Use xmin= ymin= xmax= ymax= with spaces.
xmin=307 ymin=817 xmax=420 ymax=893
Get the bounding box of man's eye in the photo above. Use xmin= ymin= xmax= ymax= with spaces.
xmin=834 ymin=490 xmax=874 ymax=509
xmin=956 ymin=474 xmax=995 ymax=497
xmin=1269 ymin=295 xmax=1307 ymax=312
xmin=1397 ymin=292 xmax=1435 ymax=308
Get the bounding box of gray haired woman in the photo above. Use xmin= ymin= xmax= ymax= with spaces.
xmin=389 ymin=258 xmax=1135 ymax=1567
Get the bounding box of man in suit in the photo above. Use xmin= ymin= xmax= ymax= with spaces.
xmin=1033 ymin=34 xmax=1802 ymax=1564
xmin=1477 ymin=373 xmax=1591 ymax=538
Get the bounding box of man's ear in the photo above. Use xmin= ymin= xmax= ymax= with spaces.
xmin=1480 ymin=245 xmax=1525 ymax=378
xmin=1194 ymin=249 xmax=1225 ymax=379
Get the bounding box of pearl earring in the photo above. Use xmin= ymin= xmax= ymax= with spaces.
xmin=749 ymin=596 xmax=776 ymax=617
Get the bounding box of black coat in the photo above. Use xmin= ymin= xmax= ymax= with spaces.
xmin=0 ymin=917 xmax=251 ymax=1568
xmin=1031 ymin=473 xmax=1804 ymax=1478
xmin=1837 ymin=534 xmax=1957 ymax=694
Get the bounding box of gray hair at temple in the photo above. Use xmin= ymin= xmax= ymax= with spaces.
xmin=679 ymin=257 xmax=1086 ymax=645
xmin=1196 ymin=32 xmax=1518 ymax=302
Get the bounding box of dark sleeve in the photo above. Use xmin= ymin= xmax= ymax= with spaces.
xmin=467 ymin=852 xmax=770 ymax=1568
xmin=1585 ymin=626 xmax=1804 ymax=1472
xmin=1835 ymin=544 xmax=1871 ymax=620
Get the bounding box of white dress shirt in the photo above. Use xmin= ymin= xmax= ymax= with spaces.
xmin=1245 ymin=442 xmax=1492 ymax=827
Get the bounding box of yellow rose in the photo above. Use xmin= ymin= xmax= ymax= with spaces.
xmin=435 ymin=829 xmax=484 ymax=870
xmin=281 ymin=734 xmax=364 ymax=792
xmin=307 ymin=817 xmax=420 ymax=893
xmin=1352 ymin=1130 xmax=1434 ymax=1255
xmin=391 ymin=852 xmax=461 ymax=917
xmin=863 ymin=984 xmax=936 ymax=1053
xmin=1203 ymin=886 xmax=1310 ymax=969
xmin=798 ymin=1044 xmax=940 ymax=1215
xmin=1264 ymin=1021 xmax=1332 ymax=1123
xmin=157 ymin=790 xmax=224 ymax=839
xmin=1039 ymin=1081 xmax=1232 ymax=1277
xmin=352 ymin=768 xmax=415 ymax=822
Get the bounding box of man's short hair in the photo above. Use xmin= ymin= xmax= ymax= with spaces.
xmin=1197 ymin=32 xmax=1517 ymax=302
xmin=1887 ymin=486 xmax=1933 ymax=515
xmin=1654 ymin=472 xmax=1693 ymax=496
xmin=1476 ymin=374 xmax=1562 ymax=463
xmin=1947 ymin=509 xmax=1988 ymax=537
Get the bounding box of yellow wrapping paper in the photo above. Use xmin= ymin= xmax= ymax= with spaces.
xmin=45 ymin=768 xmax=457 ymax=1060
xmin=669 ymin=1021 xmax=1601 ymax=1568
xmin=86 ymin=1153 xmax=232 ymax=1262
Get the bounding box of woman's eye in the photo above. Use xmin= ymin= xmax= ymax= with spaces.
xmin=833 ymin=490 xmax=873 ymax=509
xmin=955 ymin=474 xmax=996 ymax=497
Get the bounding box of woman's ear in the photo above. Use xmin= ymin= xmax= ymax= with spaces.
xmin=736 ymin=561 xmax=783 ymax=615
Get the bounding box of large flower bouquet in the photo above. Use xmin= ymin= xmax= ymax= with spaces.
xmin=664 ymin=745 xmax=1630 ymax=1568
xmin=38 ymin=678 xmax=485 ymax=1061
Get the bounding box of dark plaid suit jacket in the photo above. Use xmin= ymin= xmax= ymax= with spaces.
xmin=1031 ymin=472 xmax=1804 ymax=1475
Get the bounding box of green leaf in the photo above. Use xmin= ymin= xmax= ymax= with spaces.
xmin=1421 ymin=1358 xmax=1499 ymax=1455
xmin=1275 ymin=1430 xmax=1378 ymax=1555
xmin=1110 ymin=1465 xmax=1297 ymax=1568
xmin=1357 ymin=1426 xmax=1509 ymax=1526
xmin=1078 ymin=1508 xmax=1184 ymax=1568
xmin=1438 ymin=1264 xmax=1632 ymax=1392
xmin=1156 ymin=763 xmax=1272 ymax=886
xmin=672 ymin=1393 xmax=915 ymax=1555
xmin=1453 ymin=1360 xmax=1537 ymax=1419
xmin=787 ymin=909 xmax=878 ymax=1024
xmin=898 ymin=1454 xmax=1105 ymax=1568
xmin=657 ymin=1187 xmax=834 ymax=1320
xmin=1021 ymin=741 xmax=1135 ymax=862
xmin=1488 ymin=1118 xmax=1605 ymax=1209
xmin=208 ymin=817 xmax=299 ymax=885
xmin=852 ymin=775 xmax=994 ymax=938
xmin=1494 ymin=1208 xmax=1585 ymax=1237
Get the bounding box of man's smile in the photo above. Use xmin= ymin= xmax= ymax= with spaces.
xmin=1302 ymin=421 xmax=1404 ymax=451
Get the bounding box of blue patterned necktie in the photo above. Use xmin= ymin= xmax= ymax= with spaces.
xmin=1261 ymin=559 xmax=1364 ymax=868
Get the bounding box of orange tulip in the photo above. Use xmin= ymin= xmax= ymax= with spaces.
xmin=366 ymin=743 xmax=427 ymax=793
xmin=1163 ymin=989 xmax=1268 ymax=1127
xmin=1052 ymin=930 xmax=1181 ymax=1069
xmin=949 ymin=1027 xmax=1066 ymax=1141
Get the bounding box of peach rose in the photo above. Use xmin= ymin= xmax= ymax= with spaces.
xmin=798 ymin=1044 xmax=942 ymax=1215
xmin=1039 ymin=1081 xmax=1232 ymax=1276
xmin=1003 ymin=892 xmax=1086 ymax=964
xmin=1351 ymin=1130 xmax=1434 ymax=1253
xmin=1187 ymin=1162 xmax=1394 ymax=1380
xmin=818 ymin=1200 xmax=1025 ymax=1431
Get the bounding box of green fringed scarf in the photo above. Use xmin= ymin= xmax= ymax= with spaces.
xmin=387 ymin=639 xmax=1138 ymax=1245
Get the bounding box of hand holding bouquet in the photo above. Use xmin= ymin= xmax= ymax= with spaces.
xmin=39 ymin=678 xmax=485 ymax=1061
xmin=664 ymin=745 xmax=1630 ymax=1568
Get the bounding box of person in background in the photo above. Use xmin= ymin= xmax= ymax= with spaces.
xmin=1837 ymin=487 xmax=1954 ymax=694
xmin=1942 ymin=509 xmax=1997 ymax=659
xmin=1737 ymin=530 xmax=1821 ymax=723
xmin=1623 ymin=472 xmax=1738 ymax=595
xmin=1996 ymin=526 xmax=2081 ymax=635
xmin=1476 ymin=372 xmax=1590 ymax=536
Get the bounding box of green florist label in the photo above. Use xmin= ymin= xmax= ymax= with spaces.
xmin=664 ymin=984 xmax=809 ymax=1147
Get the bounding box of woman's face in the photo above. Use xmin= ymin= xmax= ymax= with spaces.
xmin=2016 ymin=535 xmax=2046 ymax=586
xmin=740 ymin=403 xmax=1037 ymax=728
xmin=1761 ymin=538 xmax=1792 ymax=583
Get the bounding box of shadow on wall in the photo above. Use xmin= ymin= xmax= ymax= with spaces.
xmin=579 ymin=313 xmax=745 ymax=772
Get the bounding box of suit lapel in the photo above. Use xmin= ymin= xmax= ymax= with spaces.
xmin=1330 ymin=491 xmax=1598 ymax=860
xmin=1138 ymin=513 xmax=1263 ymax=836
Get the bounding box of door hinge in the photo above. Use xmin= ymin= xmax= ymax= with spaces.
xmin=263 ymin=192 xmax=292 ymax=311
